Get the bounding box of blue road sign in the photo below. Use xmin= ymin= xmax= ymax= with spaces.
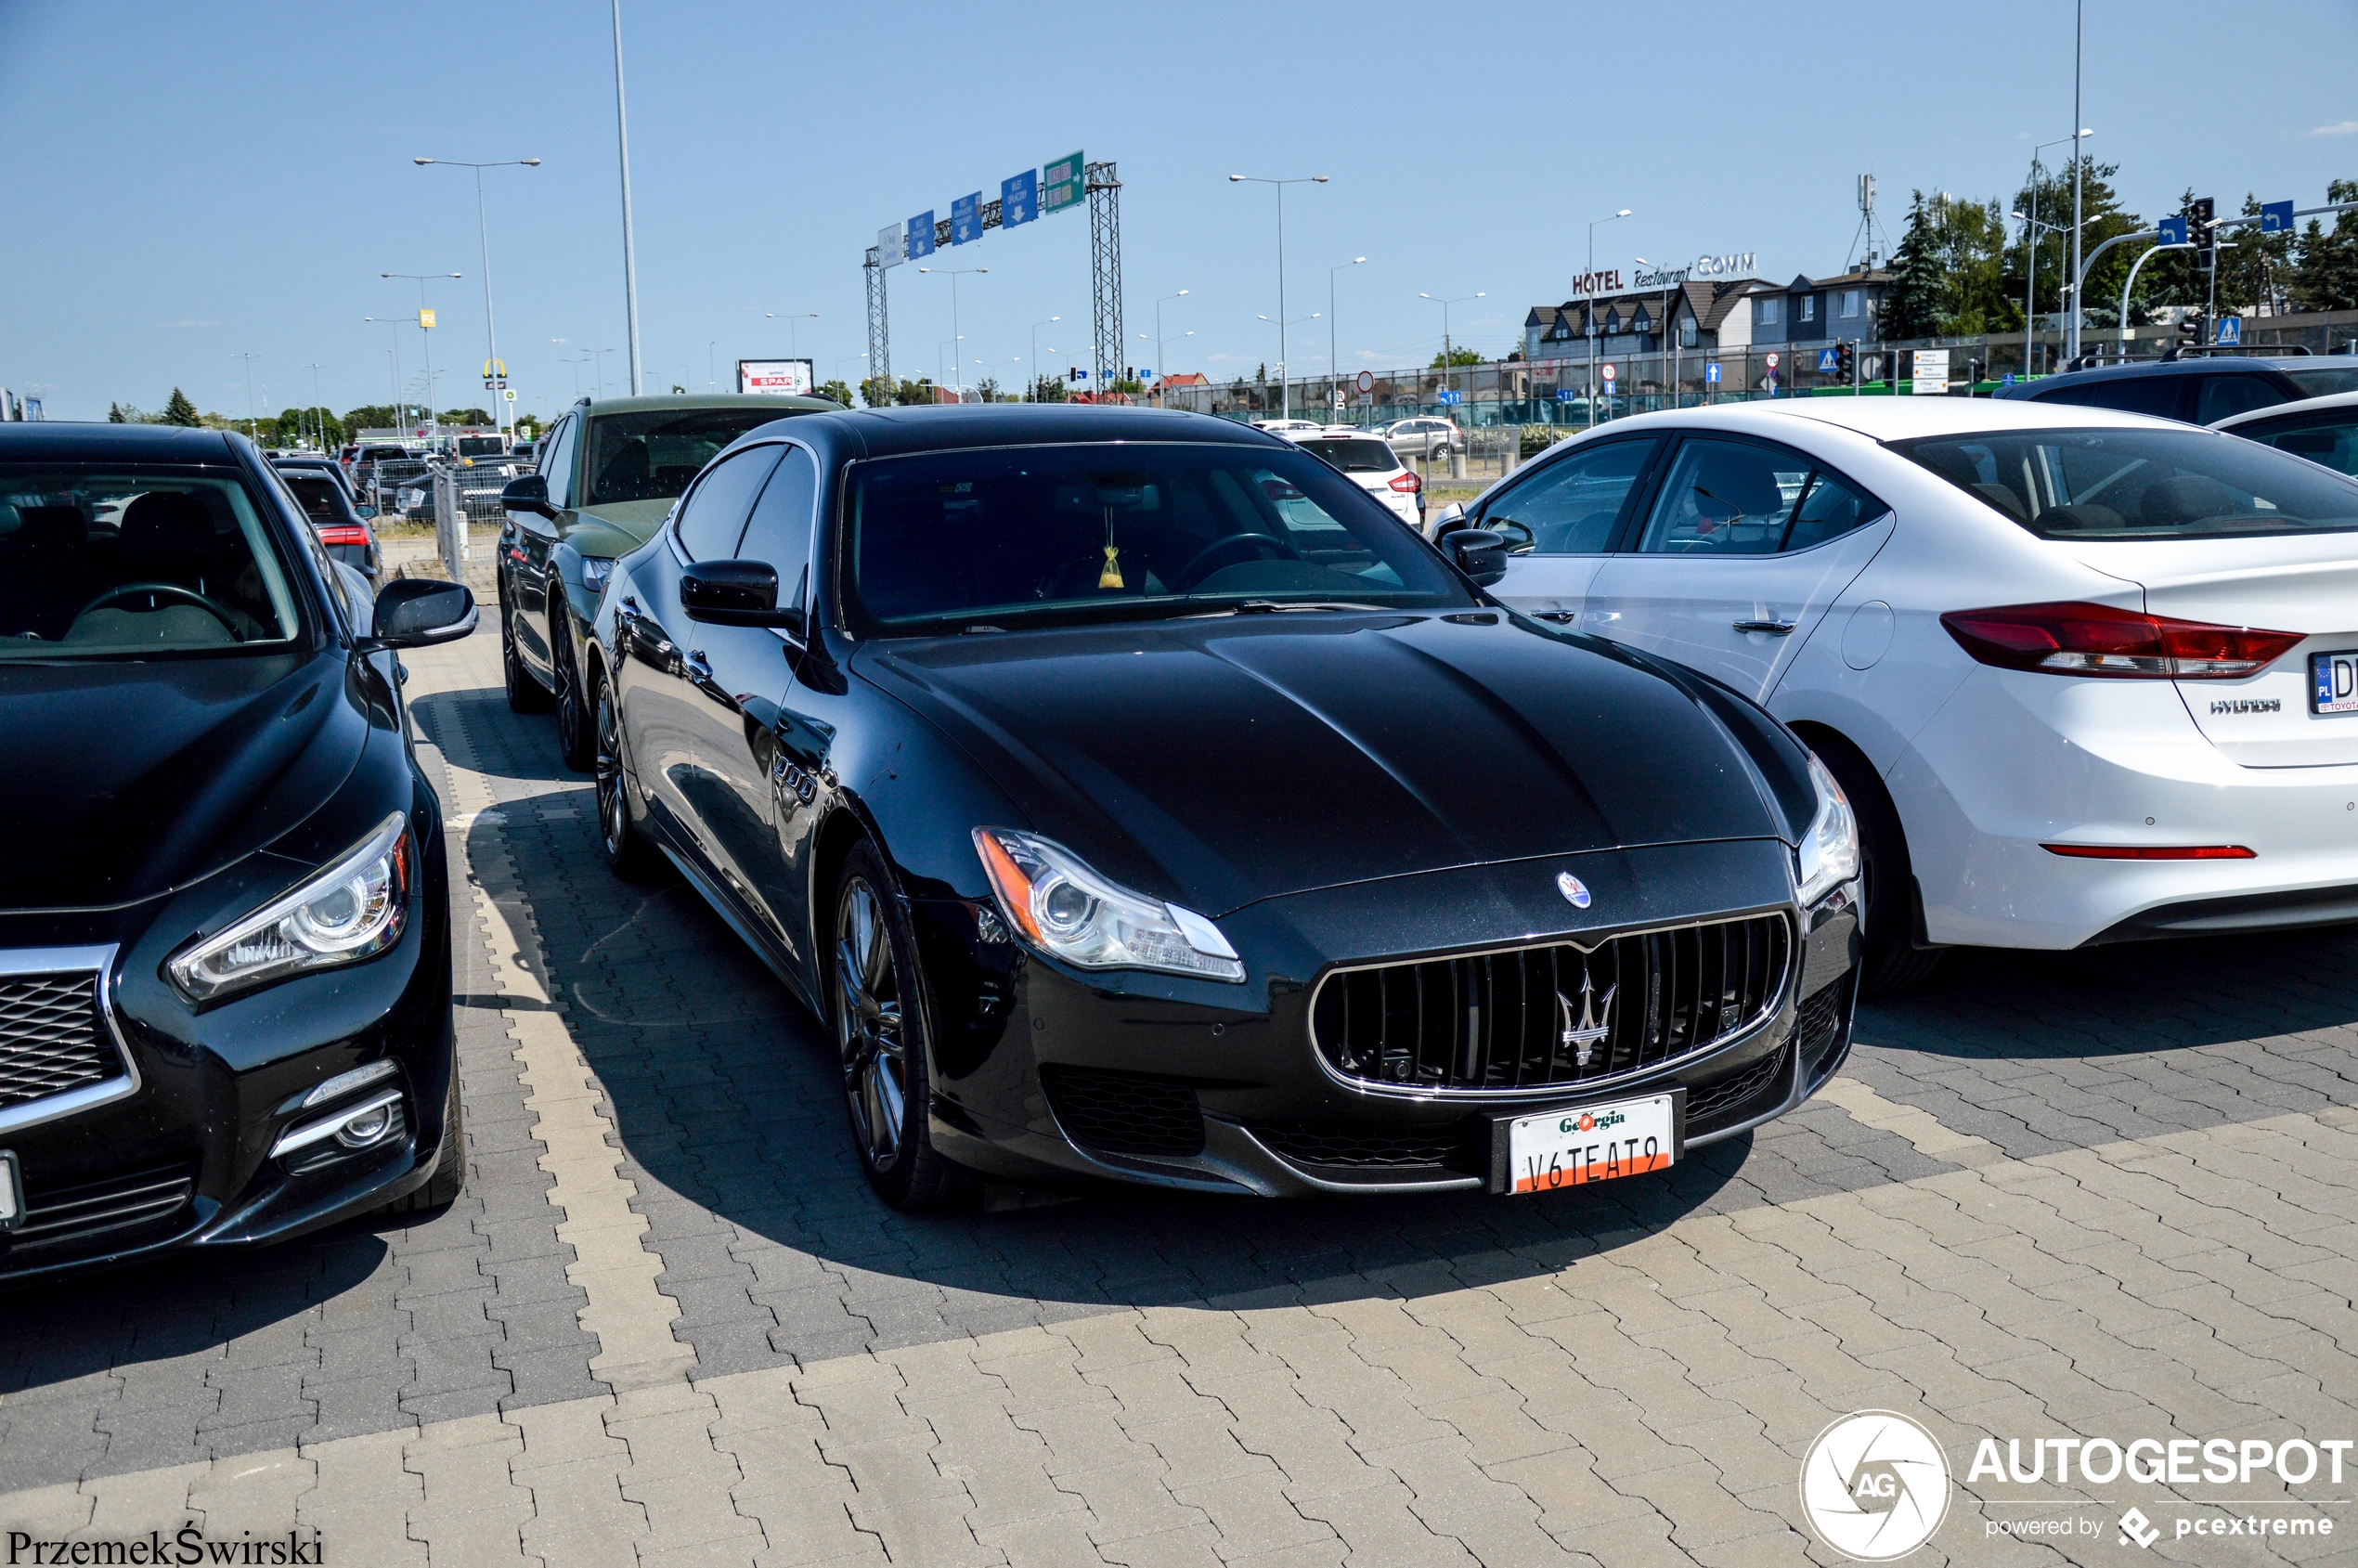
xmin=1437 ymin=390 xmax=1464 ymax=406
xmin=951 ymin=192 xmax=982 ymax=245
xmin=1002 ymin=169 xmax=1038 ymax=227
xmin=2215 ymin=317 xmax=2243 ymax=346
xmin=1704 ymin=363 xmax=1721 ymax=384
xmin=1818 ymin=349 xmax=1840 ymax=372
xmin=906 ymin=212 xmax=936 ymax=260
xmin=2261 ymin=200 xmax=2296 ymax=234
xmin=2157 ymin=215 xmax=2187 ymax=246
xmin=2002 ymin=372 xmax=2016 ymax=387
xmin=1555 ymin=388 xmax=1578 ymax=401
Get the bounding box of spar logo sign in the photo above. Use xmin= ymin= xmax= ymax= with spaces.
xmin=1800 ymin=1412 xmax=1952 ymax=1560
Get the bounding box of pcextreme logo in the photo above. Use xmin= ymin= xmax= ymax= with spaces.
xmin=1799 ymin=1411 xmax=1952 ymax=1561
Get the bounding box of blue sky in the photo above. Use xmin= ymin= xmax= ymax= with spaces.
xmin=4 ymin=0 xmax=2355 ymax=423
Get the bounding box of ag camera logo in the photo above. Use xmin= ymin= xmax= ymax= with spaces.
xmin=1799 ymin=1411 xmax=1951 ymax=1561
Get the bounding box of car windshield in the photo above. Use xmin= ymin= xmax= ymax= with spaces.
xmin=0 ymin=465 xmax=303 ymax=657
xmin=456 ymin=436 xmax=503 ymax=458
xmin=2286 ymin=369 xmax=2358 ymax=398
xmin=278 ymin=473 xmax=353 ymax=522
xmin=1297 ymin=438 xmax=1399 ymax=473
xmin=585 ymin=408 xmax=808 ymax=505
xmin=1891 ymin=426 xmax=2358 ymax=540
xmin=843 ymin=441 xmax=1470 ymax=633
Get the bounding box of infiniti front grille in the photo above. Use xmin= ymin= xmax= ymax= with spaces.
xmin=0 ymin=969 xmax=118 ymax=1113
xmin=1310 ymin=914 xmax=1792 ymax=1095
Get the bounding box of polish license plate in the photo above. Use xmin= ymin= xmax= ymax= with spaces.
xmin=1497 ymin=1092 xmax=1681 ymax=1195
xmin=0 ymin=1151 xmax=20 ymax=1230
xmin=2312 ymin=652 xmax=2358 ymax=715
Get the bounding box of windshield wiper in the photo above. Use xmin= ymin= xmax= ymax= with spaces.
xmin=1181 ymin=600 xmax=1391 ymax=617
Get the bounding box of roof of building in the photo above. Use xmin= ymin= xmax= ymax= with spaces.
xmin=1525 ymin=278 xmax=1779 ymax=337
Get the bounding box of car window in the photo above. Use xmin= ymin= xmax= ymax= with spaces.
xmin=1637 ymin=438 xmax=1807 ymax=555
xmin=2037 ymin=376 xmax=2185 ymax=418
xmin=672 ymin=445 xmax=784 ymax=561
xmin=278 ymin=473 xmax=350 ymax=522
xmin=1296 ymin=438 xmax=1399 ymax=473
xmin=2236 ymin=416 xmax=2358 ymax=478
xmin=585 ymin=408 xmax=810 ymax=506
xmin=1894 ymin=425 xmax=2358 ymax=539
xmin=1783 ymin=469 xmax=1884 ymax=551
xmin=1483 ymin=437 xmax=1658 ymax=554
xmin=736 ymin=445 xmax=819 ymax=584
xmin=2285 ymin=369 xmax=2358 ymax=398
xmin=2196 ymin=375 xmax=2287 ymax=424
xmin=538 ymin=416 xmax=578 ymax=508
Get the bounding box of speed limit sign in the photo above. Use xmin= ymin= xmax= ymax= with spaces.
xmin=1765 ymin=352 xmax=1780 ymax=369
xmin=1600 ymin=363 xmax=1616 ymax=384
xmin=1355 ymin=370 xmax=1375 ymax=394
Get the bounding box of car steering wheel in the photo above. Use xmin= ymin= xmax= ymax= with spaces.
xmin=1176 ymin=531 xmax=1302 ymax=586
xmin=71 ymin=582 xmax=242 ymax=636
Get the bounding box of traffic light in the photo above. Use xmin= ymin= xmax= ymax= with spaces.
xmin=1833 ymin=342 xmax=1856 ymax=382
xmin=1069 ymin=366 xmax=1080 ymax=382
xmin=2191 ymin=196 xmax=2217 ymax=267
xmin=2177 ymin=314 xmax=2206 ymax=354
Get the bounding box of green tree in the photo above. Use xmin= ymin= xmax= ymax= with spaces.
xmin=161 ymin=388 xmax=200 ymax=426
xmin=2000 ymin=158 xmax=2139 ymax=339
xmin=439 ymin=407 xmax=493 ymax=425
xmin=1026 ymin=374 xmax=1067 ymax=403
xmin=1879 ymin=191 xmax=1951 ymax=341
xmin=1428 ymin=346 xmax=1483 ymax=369
xmin=107 ymin=402 xmax=128 ymax=423
xmin=814 ymin=379 xmax=854 ymax=406
xmin=891 ymin=377 xmax=937 ymax=407
xmin=2294 ymin=178 xmax=2358 ymax=312
xmin=342 ymin=404 xmax=398 ymax=435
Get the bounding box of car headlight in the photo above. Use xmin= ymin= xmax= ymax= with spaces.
xmin=167 ymin=813 xmax=412 ymax=1003
xmin=972 ymin=827 xmax=1244 ymax=983
xmin=579 ymin=556 xmax=615 ymax=596
xmin=1794 ymin=755 xmax=1861 ymax=907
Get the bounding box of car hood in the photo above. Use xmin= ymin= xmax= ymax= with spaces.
xmin=0 ymin=649 xmax=368 ymax=912
xmin=859 ymin=613 xmax=1792 ymax=918
xmin=567 ymin=499 xmax=674 ymax=554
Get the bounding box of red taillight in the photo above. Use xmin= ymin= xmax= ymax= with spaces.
xmin=1389 ymin=472 xmax=1421 ymax=494
xmin=2041 ymin=844 xmax=2255 ymax=860
xmin=1939 ymin=601 xmax=2302 ymax=680
xmin=316 ymin=525 xmax=369 ymax=547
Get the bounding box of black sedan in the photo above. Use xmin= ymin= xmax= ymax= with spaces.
xmin=0 ymin=423 xmax=476 ymax=1279
xmin=273 ymin=458 xmax=382 ymax=579
xmin=585 ymin=406 xmax=1861 ymax=1208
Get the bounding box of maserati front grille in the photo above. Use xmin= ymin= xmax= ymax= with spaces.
xmin=0 ymin=969 xmax=117 ymax=1113
xmin=1310 ymin=914 xmax=1792 ymax=1095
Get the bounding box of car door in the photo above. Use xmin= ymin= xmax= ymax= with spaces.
xmin=612 ymin=441 xmax=783 ymax=868
xmin=1582 ymin=434 xmax=1893 ymax=700
xmin=505 ymin=412 xmax=575 ymax=675
xmin=684 ymin=442 xmax=822 ymax=957
xmin=1483 ymin=435 xmax=1662 ymax=621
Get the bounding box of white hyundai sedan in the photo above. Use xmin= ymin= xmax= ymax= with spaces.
xmin=1443 ymin=397 xmax=2358 ymax=990
xmin=1288 ymin=431 xmax=1424 ymax=526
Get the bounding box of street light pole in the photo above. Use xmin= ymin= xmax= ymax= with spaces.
xmin=365 ymin=318 xmax=405 ymax=429
xmin=1149 ymin=292 xmax=1188 ymax=407
xmin=1030 ymin=317 xmax=1061 ymax=401
xmin=1257 ymin=313 xmax=1320 ymax=415
xmin=1230 ymin=174 xmax=1329 ymax=421
xmin=2023 ymin=130 xmax=2090 ymax=375
xmin=765 ymin=312 xmax=818 ymax=362
xmin=2070 ymin=0 xmax=2085 ymax=361
xmin=1328 ymin=260 xmax=1364 ymax=413
xmin=611 ymin=0 xmax=642 ymax=395
xmin=233 ymin=352 xmax=260 ymax=440
xmin=590 ymin=348 xmax=616 ymax=399
xmin=303 ymin=362 xmax=328 ymax=450
xmin=1419 ymin=290 xmax=1485 ymax=376
xmin=916 ymin=268 xmax=984 ymax=400
xmin=381 ymin=273 xmax=461 ymax=434
xmin=414 ymin=156 xmax=540 ymax=440
xmin=1586 ymin=209 xmax=1631 ymax=422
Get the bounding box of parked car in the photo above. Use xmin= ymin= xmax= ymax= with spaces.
xmin=511 ymin=439 xmax=538 ymax=466
xmin=1287 ymin=432 xmax=1424 ymax=526
xmin=1385 ymin=416 xmax=1465 ymax=462
xmin=351 ymin=445 xmax=411 ymax=507
xmin=1250 ymin=419 xmax=1326 ymax=435
xmin=585 ymin=404 xmax=1860 ymax=1209
xmin=273 ymin=453 xmax=358 ymax=504
xmin=498 ymin=393 xmax=838 ymax=770
xmin=1445 ymin=396 xmax=2358 ymax=991
xmin=2213 ymin=389 xmax=2358 ymax=477
xmin=0 ymin=421 xmax=477 ymax=1280
xmin=272 ymin=459 xmax=382 ymax=578
xmin=1996 ymin=353 xmax=2358 ymax=424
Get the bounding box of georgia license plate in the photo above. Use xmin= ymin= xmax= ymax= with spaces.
xmin=2313 ymin=652 xmax=2358 ymax=715
xmin=0 ymin=1150 xmax=21 ymax=1230
xmin=1502 ymin=1093 xmax=1679 ymax=1195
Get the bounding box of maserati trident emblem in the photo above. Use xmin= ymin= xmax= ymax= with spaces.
xmin=1556 ymin=871 xmax=1591 ymax=909
xmin=1557 ymin=971 xmax=1617 ymax=1067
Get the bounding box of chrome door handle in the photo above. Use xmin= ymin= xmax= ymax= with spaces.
xmin=1732 ymin=618 xmax=1797 ymax=635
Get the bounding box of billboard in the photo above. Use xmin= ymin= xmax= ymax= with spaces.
xmin=738 ymin=358 xmax=815 ymax=396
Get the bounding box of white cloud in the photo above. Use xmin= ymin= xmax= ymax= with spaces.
xmin=550 ymin=336 xmax=569 ymax=343
xmin=2310 ymin=120 xmax=2358 ymax=136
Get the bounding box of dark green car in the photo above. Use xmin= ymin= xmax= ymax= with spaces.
xmin=498 ymin=393 xmax=836 ymax=767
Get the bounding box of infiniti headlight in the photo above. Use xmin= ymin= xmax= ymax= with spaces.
xmin=972 ymin=827 xmax=1244 ymax=983
xmin=579 ymin=556 xmax=615 ymax=596
xmin=1794 ymin=755 xmax=1861 ymax=907
xmin=168 ymin=813 xmax=412 ymax=1003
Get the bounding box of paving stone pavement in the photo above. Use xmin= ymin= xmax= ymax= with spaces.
xmin=5 ymin=621 xmax=2358 ymax=1566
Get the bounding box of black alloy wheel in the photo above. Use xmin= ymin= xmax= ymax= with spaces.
xmin=1809 ymin=732 xmax=1943 ymax=995
xmin=551 ymin=611 xmax=593 ymax=772
xmin=501 ymin=582 xmax=551 ymax=714
xmin=832 ymin=842 xmax=977 ymax=1211
xmin=593 ymin=677 xmax=666 ymax=882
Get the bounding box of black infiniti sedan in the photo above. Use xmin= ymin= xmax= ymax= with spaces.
xmin=587 ymin=405 xmax=1861 ymax=1208
xmin=0 ymin=423 xmax=475 ymax=1279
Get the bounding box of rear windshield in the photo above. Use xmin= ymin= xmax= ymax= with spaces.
xmin=585 ymin=408 xmax=810 ymax=505
xmin=0 ymin=466 xmax=303 ymax=657
xmin=843 ymin=441 xmax=1469 ymax=634
xmin=1892 ymin=426 xmax=2358 ymax=540
xmin=279 ymin=473 xmax=352 ymax=522
xmin=1298 ymin=438 xmax=1400 ymax=473
xmin=456 ymin=436 xmax=505 ymax=458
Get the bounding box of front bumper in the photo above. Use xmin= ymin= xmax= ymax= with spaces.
xmin=909 ymin=839 xmax=1859 ymax=1198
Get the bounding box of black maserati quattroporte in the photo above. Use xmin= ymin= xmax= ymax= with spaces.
xmin=587 ymin=405 xmax=1861 ymax=1208
xmin=0 ymin=423 xmax=475 ymax=1279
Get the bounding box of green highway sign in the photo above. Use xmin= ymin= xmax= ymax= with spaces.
xmin=1042 ymin=150 xmax=1084 ymax=214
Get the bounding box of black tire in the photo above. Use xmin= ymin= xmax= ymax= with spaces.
xmin=593 ymin=673 xmax=667 ymax=883
xmin=551 ymin=610 xmax=593 ymax=773
xmin=382 ymin=1065 xmax=465 ymax=1215
xmin=501 ymin=590 xmax=551 ymax=714
xmin=831 ymin=841 xmax=978 ymax=1212
xmin=1807 ymin=732 xmax=1945 ymax=995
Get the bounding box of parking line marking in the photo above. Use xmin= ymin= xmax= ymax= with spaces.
xmin=1817 ymin=1073 xmax=2006 ymax=1165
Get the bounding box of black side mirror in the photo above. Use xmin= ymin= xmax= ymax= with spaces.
xmin=371 ymin=578 xmax=477 ymax=648
xmin=500 ymin=473 xmax=552 ymax=515
xmin=680 ymin=560 xmax=804 ymax=632
xmin=1445 ymin=528 xmax=1509 ymax=588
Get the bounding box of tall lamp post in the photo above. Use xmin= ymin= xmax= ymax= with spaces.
xmin=1418 ymin=290 xmax=1484 ymax=389
xmin=589 ymin=347 xmax=616 ymax=398
xmin=382 ymin=272 xmax=461 ymax=434
xmin=1327 ymin=259 xmax=1366 ymax=412
xmin=414 ymin=156 xmax=539 ymax=440
xmin=1140 ymin=330 xmax=1192 ymax=407
xmin=1229 ymin=174 xmax=1329 ymax=422
xmin=916 ymin=267 xmax=985 ymax=399
xmin=1586 ymin=209 xmax=1631 ymax=422
xmin=765 ymin=312 xmax=818 ymax=362
xmin=1256 ymin=313 xmax=1320 ymax=416
xmin=610 ymin=0 xmax=642 ymax=394
xmin=303 ymin=362 xmax=329 ymax=450
xmin=233 ymin=352 xmax=261 ymax=440
xmin=2021 ymin=129 xmax=2092 ymax=376
xmin=1030 ymin=317 xmax=1061 ymax=401
xmin=364 ymin=318 xmax=407 ymax=429
xmin=1149 ymin=292 xmax=1187 ymax=407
